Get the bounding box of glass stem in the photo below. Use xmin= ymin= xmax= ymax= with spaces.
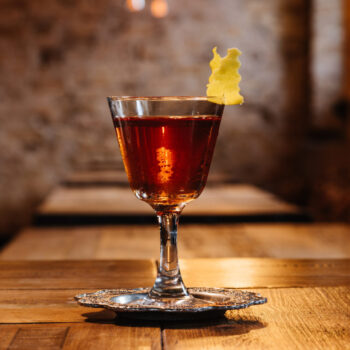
xmin=149 ymin=211 xmax=189 ymax=299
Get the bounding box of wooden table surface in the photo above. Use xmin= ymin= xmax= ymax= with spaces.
xmin=2 ymin=223 xmax=350 ymax=260
xmin=1 ymin=172 xmax=348 ymax=348
xmin=0 ymin=259 xmax=349 ymax=349
xmin=36 ymin=184 xmax=304 ymax=224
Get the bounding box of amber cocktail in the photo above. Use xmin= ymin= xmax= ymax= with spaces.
xmin=108 ymin=97 xmax=223 ymax=304
xmin=114 ymin=115 xmax=221 ymax=208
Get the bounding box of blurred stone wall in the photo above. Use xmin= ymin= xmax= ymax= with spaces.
xmin=0 ymin=0 xmax=347 ymax=236
xmin=308 ymin=0 xmax=350 ymax=221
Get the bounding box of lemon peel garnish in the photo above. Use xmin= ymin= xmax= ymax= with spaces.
xmin=206 ymin=47 xmax=244 ymax=105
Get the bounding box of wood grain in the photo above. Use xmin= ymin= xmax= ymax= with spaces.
xmin=0 ymin=326 xmax=18 ymax=350
xmin=0 ymin=286 xmax=349 ymax=329
xmin=0 ymin=227 xmax=104 ymax=260
xmin=8 ymin=326 xmax=69 ymax=350
xmin=2 ymin=223 xmax=349 ymax=261
xmin=0 ymin=259 xmax=349 ymax=291
xmin=37 ymin=185 xmax=300 ymax=217
xmin=0 ymin=289 xmax=108 ymax=323
xmin=179 ymin=258 xmax=350 ymax=288
xmin=63 ymin=323 xmax=160 ymax=350
xmin=241 ymin=223 xmax=350 ymax=259
xmin=0 ymin=260 xmax=349 ymax=349
xmin=0 ymin=287 xmax=348 ymax=350
xmin=163 ymin=287 xmax=350 ymax=350
xmin=0 ymin=260 xmax=156 ymax=290
xmin=0 ymin=323 xmax=161 ymax=350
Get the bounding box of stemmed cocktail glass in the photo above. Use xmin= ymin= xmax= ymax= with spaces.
xmin=108 ymin=96 xmax=223 ymax=307
xmin=75 ymin=96 xmax=266 ymax=316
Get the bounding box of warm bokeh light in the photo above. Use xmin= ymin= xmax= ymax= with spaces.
xmin=156 ymin=147 xmax=174 ymax=183
xmin=151 ymin=0 xmax=168 ymax=18
xmin=126 ymin=0 xmax=145 ymax=12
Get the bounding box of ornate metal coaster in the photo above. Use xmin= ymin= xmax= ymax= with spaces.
xmin=75 ymin=288 xmax=267 ymax=320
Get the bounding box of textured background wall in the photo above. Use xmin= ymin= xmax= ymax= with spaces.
xmin=307 ymin=0 xmax=350 ymax=221
xmin=0 ymin=0 xmax=348 ymax=236
xmin=312 ymin=0 xmax=342 ymax=128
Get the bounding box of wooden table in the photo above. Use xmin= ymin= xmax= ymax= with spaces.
xmin=35 ymin=184 xmax=306 ymax=225
xmin=2 ymin=223 xmax=350 ymax=260
xmin=0 ymin=259 xmax=349 ymax=349
xmin=2 ymin=172 xmax=347 ymax=348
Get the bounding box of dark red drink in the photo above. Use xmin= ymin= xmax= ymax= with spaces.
xmin=114 ymin=115 xmax=221 ymax=208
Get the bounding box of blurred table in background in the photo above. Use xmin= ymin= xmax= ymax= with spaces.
xmin=35 ymin=184 xmax=305 ymax=225
xmin=2 ymin=167 xmax=350 ymax=261
xmin=34 ymin=165 xmax=305 ymax=224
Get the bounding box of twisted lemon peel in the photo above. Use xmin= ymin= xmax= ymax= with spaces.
xmin=206 ymin=47 xmax=244 ymax=105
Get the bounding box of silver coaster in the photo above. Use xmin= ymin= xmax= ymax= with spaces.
xmin=76 ymin=288 xmax=267 ymax=320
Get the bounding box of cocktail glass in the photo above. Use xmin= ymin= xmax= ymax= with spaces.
xmin=75 ymin=96 xmax=267 ymax=316
xmin=108 ymin=96 xmax=223 ymax=307
xmin=75 ymin=97 xmax=267 ymax=320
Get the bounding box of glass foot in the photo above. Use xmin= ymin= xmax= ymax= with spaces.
xmin=76 ymin=287 xmax=267 ymax=320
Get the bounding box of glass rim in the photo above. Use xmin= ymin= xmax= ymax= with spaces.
xmin=107 ymin=96 xmax=223 ymax=102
